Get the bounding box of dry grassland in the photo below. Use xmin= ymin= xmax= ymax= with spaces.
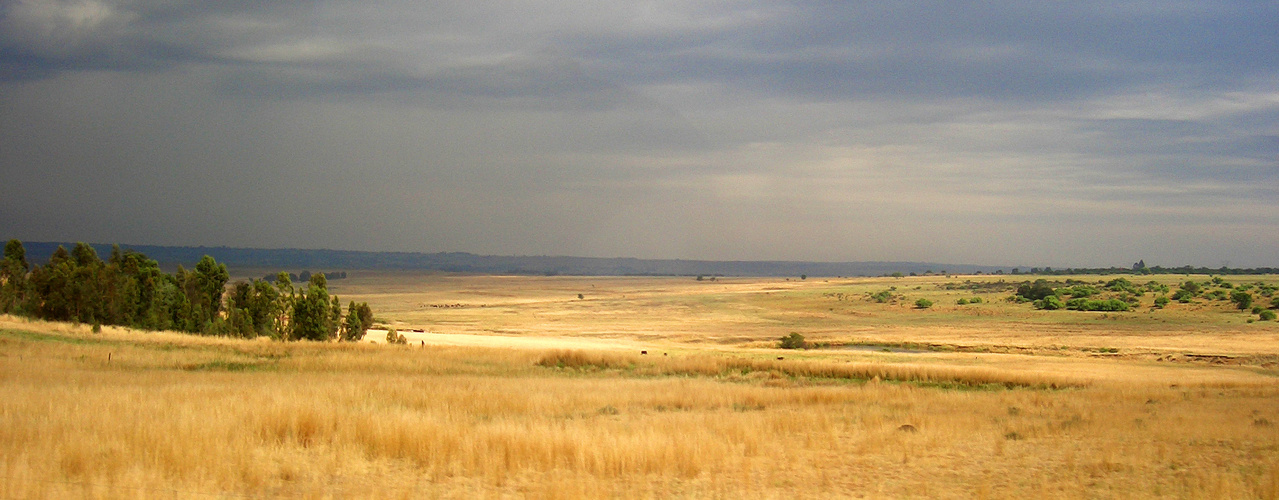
xmin=4 ymin=273 xmax=1279 ymax=498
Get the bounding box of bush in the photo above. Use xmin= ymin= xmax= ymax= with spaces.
xmin=1105 ymin=278 xmax=1140 ymax=294
xmin=914 ymin=298 xmax=933 ymax=309
xmin=1066 ymin=298 xmax=1130 ymax=312
xmin=1154 ymin=296 xmax=1169 ymax=309
xmin=1015 ymin=280 xmax=1056 ymax=301
xmin=1261 ymin=310 xmax=1277 ymax=321
xmin=868 ymin=290 xmax=895 ymax=303
xmin=969 ymin=297 xmax=982 ymax=304
xmin=386 ymin=328 xmax=407 ymax=345
xmin=1179 ymin=281 xmax=1201 ymax=296
xmin=778 ymin=332 xmax=806 ymax=349
xmin=956 ymin=298 xmax=969 ymax=305
xmin=1230 ymin=290 xmax=1253 ymax=310
xmin=1035 ymin=295 xmax=1064 ymax=310
xmin=1063 ymin=286 xmax=1098 ymax=298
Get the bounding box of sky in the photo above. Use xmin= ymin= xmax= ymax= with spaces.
xmin=1 ymin=1 xmax=1276 ymax=268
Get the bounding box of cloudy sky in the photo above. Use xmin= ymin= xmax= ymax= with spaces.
xmin=1 ymin=1 xmax=1276 ymax=267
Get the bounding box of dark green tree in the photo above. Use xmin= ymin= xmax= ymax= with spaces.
xmin=248 ymin=280 xmax=279 ymax=337
xmin=356 ymin=302 xmax=374 ymax=332
xmin=340 ymin=301 xmax=372 ymax=342
xmin=193 ymin=255 xmax=229 ymax=323
xmin=329 ymin=295 xmax=342 ymax=339
xmin=291 ymin=273 xmax=336 ymax=341
xmin=0 ymin=240 xmax=30 ymax=313
xmin=30 ymin=246 xmax=75 ymax=321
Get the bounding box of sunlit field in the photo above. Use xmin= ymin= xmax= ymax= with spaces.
xmin=4 ymin=272 xmax=1279 ymax=498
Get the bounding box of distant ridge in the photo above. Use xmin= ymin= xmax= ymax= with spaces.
xmin=17 ymin=242 xmax=1007 ymax=277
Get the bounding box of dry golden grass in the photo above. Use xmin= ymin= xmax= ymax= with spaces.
xmin=3 ymin=314 xmax=1279 ymax=499
xmin=4 ymin=272 xmax=1279 ymax=498
xmin=326 ymin=272 xmax=1279 ymax=357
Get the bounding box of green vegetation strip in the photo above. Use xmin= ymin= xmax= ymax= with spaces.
xmin=0 ymin=328 xmax=126 ymax=347
xmin=535 ymin=350 xmax=1085 ymax=390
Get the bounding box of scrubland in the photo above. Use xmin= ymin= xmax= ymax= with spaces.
xmin=4 ymin=273 xmax=1279 ymax=498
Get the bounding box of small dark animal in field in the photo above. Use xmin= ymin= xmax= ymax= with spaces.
xmin=641 ymin=350 xmax=647 ymax=355
xmin=898 ymin=424 xmax=918 ymax=433
xmin=776 ymin=356 xmax=784 ymax=360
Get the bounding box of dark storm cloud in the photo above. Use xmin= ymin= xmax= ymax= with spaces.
xmin=564 ymin=2 xmax=1279 ymax=100
xmin=0 ymin=0 xmax=1276 ymax=266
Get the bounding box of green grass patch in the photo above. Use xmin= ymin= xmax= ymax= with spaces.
xmin=0 ymin=328 xmax=126 ymax=347
xmin=179 ymin=360 xmax=276 ymax=372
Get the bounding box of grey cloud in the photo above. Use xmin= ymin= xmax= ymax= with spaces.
xmin=1 ymin=0 xmax=1277 ymax=267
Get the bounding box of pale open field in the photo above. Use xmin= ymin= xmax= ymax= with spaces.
xmin=3 ymin=272 xmax=1279 ymax=498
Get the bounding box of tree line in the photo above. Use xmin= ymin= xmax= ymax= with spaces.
xmin=0 ymin=240 xmax=374 ymax=341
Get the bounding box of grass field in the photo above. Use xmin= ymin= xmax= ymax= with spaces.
xmin=3 ymin=272 xmax=1279 ymax=498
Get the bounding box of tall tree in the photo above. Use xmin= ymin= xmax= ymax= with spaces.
xmin=329 ymin=295 xmax=342 ymax=339
xmin=340 ymin=301 xmax=374 ymax=342
xmin=193 ymin=255 xmax=229 ymax=324
xmin=274 ymin=272 xmax=294 ymax=340
xmin=30 ymin=246 xmax=74 ymax=321
xmin=0 ymin=240 xmax=30 ymax=313
xmin=249 ymin=279 xmax=279 ymax=337
xmin=291 ymin=273 xmax=335 ymax=341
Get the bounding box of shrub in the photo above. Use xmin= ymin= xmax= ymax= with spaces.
xmin=868 ymin=290 xmax=895 ymax=303
xmin=1179 ymin=281 xmax=1201 ymax=296
xmin=1154 ymin=296 xmax=1169 ymax=309
xmin=956 ymin=298 xmax=969 ymax=305
xmin=1261 ymin=310 xmax=1277 ymax=321
xmin=385 ymin=328 xmax=407 ymax=345
xmin=1230 ymin=291 xmax=1253 ymax=310
xmin=1066 ymin=299 xmax=1130 ymax=312
xmin=1035 ymin=295 xmax=1064 ymax=310
xmin=969 ymin=297 xmax=982 ymax=304
xmin=779 ymin=332 xmax=806 ymax=349
xmin=1063 ymin=286 xmax=1098 ymax=298
xmin=1015 ymin=280 xmax=1056 ymax=301
xmin=914 ymin=298 xmax=933 ymax=309
xmin=1105 ymin=278 xmax=1140 ymax=294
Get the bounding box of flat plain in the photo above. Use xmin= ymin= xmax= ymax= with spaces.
xmin=3 ymin=272 xmax=1278 ymax=498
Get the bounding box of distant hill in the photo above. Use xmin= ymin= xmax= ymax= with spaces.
xmin=16 ymin=242 xmax=1008 ymax=277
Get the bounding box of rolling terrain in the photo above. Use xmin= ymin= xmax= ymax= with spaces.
xmin=2 ymin=272 xmax=1278 ymax=498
